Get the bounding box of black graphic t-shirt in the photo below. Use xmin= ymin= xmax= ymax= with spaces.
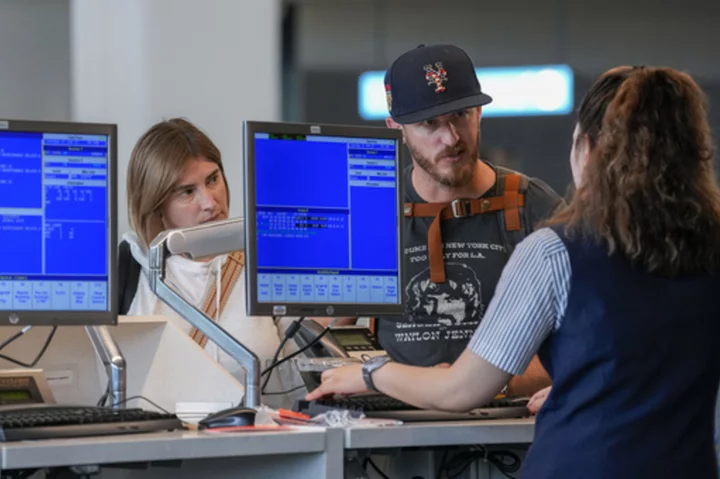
xmin=376 ymin=163 xmax=564 ymax=367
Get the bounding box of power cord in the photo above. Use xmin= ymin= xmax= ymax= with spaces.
xmin=363 ymin=457 xmax=391 ymax=479
xmin=0 ymin=326 xmax=32 ymax=352
xmin=97 ymin=392 xmax=193 ymax=427
xmin=436 ymin=445 xmax=520 ymax=479
xmin=262 ymin=384 xmax=306 ymax=396
xmin=0 ymin=326 xmax=57 ymax=368
xmin=96 ymin=381 xmax=112 ymax=407
xmin=110 ymin=395 xmax=173 ymax=415
xmin=96 ymin=390 xmax=173 ymax=417
xmin=260 ymin=325 xmax=330 ymax=383
xmin=261 ymin=317 xmax=305 ymax=394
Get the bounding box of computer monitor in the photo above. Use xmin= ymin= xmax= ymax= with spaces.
xmin=243 ymin=121 xmax=405 ymax=317
xmin=0 ymin=119 xmax=117 ymax=325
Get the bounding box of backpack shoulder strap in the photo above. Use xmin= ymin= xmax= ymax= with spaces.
xmin=188 ymin=251 xmax=245 ymax=349
xmin=118 ymin=240 xmax=141 ymax=315
xmin=403 ymin=169 xmax=530 ymax=282
xmin=495 ymin=169 xmax=531 ymax=256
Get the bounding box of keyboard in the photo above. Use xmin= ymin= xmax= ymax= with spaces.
xmin=295 ymin=394 xmax=530 ymax=422
xmin=0 ymin=405 xmax=184 ymax=441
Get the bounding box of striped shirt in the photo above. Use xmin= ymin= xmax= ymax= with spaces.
xmin=468 ymin=227 xmax=571 ymax=376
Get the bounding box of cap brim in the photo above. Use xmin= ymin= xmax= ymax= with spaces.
xmin=392 ymin=93 xmax=493 ymax=125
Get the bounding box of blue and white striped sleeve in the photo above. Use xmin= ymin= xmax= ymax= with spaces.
xmin=467 ymin=227 xmax=571 ymax=376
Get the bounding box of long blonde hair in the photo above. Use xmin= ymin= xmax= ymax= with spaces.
xmin=126 ymin=118 xmax=229 ymax=247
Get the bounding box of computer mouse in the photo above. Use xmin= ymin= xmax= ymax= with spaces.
xmin=197 ymin=406 xmax=257 ymax=430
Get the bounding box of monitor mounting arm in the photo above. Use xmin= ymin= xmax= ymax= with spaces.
xmin=86 ymin=325 xmax=126 ymax=408
xmin=147 ymin=218 xmax=260 ymax=409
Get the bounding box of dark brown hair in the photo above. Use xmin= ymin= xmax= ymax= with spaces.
xmin=127 ymin=118 xmax=229 ymax=247
xmin=548 ymin=66 xmax=720 ymax=276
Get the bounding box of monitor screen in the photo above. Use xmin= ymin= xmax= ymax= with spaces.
xmin=0 ymin=120 xmax=117 ymax=325
xmin=243 ymin=122 xmax=405 ymax=317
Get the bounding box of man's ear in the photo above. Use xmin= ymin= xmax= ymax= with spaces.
xmin=385 ymin=117 xmax=405 ymax=144
xmin=385 ymin=117 xmax=401 ymax=130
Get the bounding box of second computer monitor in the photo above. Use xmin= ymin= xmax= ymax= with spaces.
xmin=243 ymin=121 xmax=405 ymax=317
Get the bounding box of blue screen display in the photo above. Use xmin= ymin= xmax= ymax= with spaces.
xmin=0 ymin=131 xmax=110 ymax=311
xmin=253 ymin=133 xmax=400 ymax=305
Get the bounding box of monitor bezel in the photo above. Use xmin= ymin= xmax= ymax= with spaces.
xmin=243 ymin=120 xmax=406 ymax=318
xmin=0 ymin=119 xmax=118 ymax=326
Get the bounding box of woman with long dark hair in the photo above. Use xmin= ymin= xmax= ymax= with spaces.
xmin=307 ymin=66 xmax=720 ymax=478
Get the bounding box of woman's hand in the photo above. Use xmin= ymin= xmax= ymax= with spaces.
xmin=305 ymin=364 xmax=366 ymax=400
xmin=305 ymin=351 xmax=511 ymax=413
xmin=305 ymin=361 xmax=449 ymax=400
xmin=527 ymin=386 xmax=552 ymax=414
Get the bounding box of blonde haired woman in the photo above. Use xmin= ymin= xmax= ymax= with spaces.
xmin=119 ymin=118 xmax=296 ymax=401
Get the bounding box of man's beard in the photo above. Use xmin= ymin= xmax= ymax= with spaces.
xmin=408 ymin=137 xmax=480 ymax=188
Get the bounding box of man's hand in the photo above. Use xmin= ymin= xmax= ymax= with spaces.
xmin=527 ymin=386 xmax=551 ymax=414
xmin=305 ymin=364 xmax=367 ymax=400
xmin=506 ymin=356 xmax=551 ymax=396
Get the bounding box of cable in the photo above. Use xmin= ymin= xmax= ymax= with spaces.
xmin=437 ymin=445 xmax=520 ymax=479
xmin=1 ymin=470 xmax=39 ymax=479
xmin=261 ymin=317 xmax=305 ymax=394
xmin=486 ymin=449 xmax=521 ymax=479
xmin=0 ymin=326 xmax=32 ymax=353
xmin=262 ymin=384 xmax=306 ymax=396
xmin=0 ymin=326 xmax=57 ymax=369
xmin=260 ymin=325 xmax=331 ymax=382
xmin=95 ymin=393 xmax=195 ymax=428
xmin=96 ymin=381 xmax=112 ymax=407
xmin=363 ymin=457 xmax=391 ymax=479
xmin=96 ymin=384 xmax=108 ymax=407
xmin=261 ymin=317 xmax=339 ymax=384
xmin=436 ymin=449 xmax=449 ymax=479
xmin=110 ymin=395 xmax=172 ymax=415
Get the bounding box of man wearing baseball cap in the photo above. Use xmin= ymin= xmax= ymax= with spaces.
xmin=320 ymin=44 xmax=562 ymax=395
xmin=373 ymin=44 xmax=564 ymax=395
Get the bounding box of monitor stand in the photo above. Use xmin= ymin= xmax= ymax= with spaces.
xmin=148 ymin=220 xmax=261 ymax=409
xmin=104 ymin=316 xmax=245 ymax=415
xmin=85 ymin=325 xmax=126 ymax=408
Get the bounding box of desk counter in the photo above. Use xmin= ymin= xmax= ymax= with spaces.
xmin=343 ymin=417 xmax=535 ymax=449
xmin=0 ymin=428 xmax=344 ymax=479
xmin=0 ymin=419 xmax=534 ymax=478
xmin=343 ymin=418 xmax=535 ymax=479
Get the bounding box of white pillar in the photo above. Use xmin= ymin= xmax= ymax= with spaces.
xmin=70 ymin=0 xmax=281 ymax=236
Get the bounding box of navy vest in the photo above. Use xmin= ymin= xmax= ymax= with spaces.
xmin=522 ymin=226 xmax=720 ymax=479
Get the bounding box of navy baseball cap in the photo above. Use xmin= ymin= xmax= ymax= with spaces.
xmin=384 ymin=44 xmax=493 ymax=124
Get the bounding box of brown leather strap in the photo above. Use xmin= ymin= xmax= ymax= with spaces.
xmin=503 ymin=173 xmax=523 ymax=231
xmin=368 ymin=317 xmax=376 ymax=335
xmin=403 ymin=195 xmax=509 ymax=218
xmin=405 ymin=174 xmax=526 ymax=283
xmin=188 ymin=251 xmax=245 ymax=349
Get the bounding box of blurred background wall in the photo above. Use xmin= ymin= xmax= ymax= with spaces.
xmin=284 ymin=0 xmax=720 ymax=195
xmin=1 ymin=0 xmax=718 ymax=231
